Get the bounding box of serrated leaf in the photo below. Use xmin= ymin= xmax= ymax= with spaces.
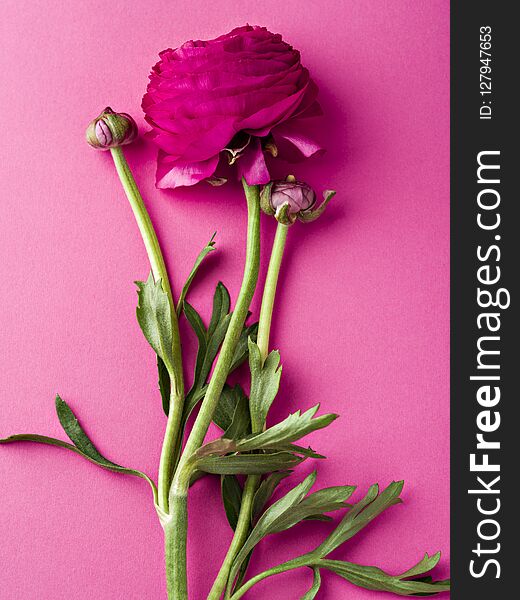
xmin=197 ymin=405 xmax=333 ymax=462
xmin=400 ymin=553 xmax=442 ymax=580
xmin=252 ymin=471 xmax=292 ymax=522
xmin=237 ymin=405 xmax=338 ymax=453
xmin=135 ymin=272 xmax=174 ymax=371
xmin=315 ymin=481 xmax=404 ymax=557
xmin=176 ymin=233 xmax=216 ymax=316
xmin=301 ymin=567 xmax=321 ymax=599
xmin=157 ymin=355 xmax=171 ymax=415
xmin=230 ymin=472 xmax=318 ymax=584
xmin=248 ymin=340 xmax=282 ymax=429
xmin=319 ymin=553 xmax=450 ymax=596
xmin=1 ymin=401 xmax=157 ymax=503
xmin=196 ymin=451 xmax=305 ymax=476
xmin=221 ymin=474 xmax=243 ymax=530
xmin=231 ymin=474 xmax=356 ymax=584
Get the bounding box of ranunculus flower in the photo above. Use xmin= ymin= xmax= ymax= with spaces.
xmin=142 ymin=25 xmax=323 ymax=189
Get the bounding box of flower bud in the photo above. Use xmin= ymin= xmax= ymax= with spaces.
xmin=260 ymin=176 xmax=335 ymax=225
xmin=86 ymin=107 xmax=138 ymax=150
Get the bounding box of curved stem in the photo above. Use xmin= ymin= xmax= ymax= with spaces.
xmin=227 ymin=555 xmax=314 ymax=600
xmin=210 ymin=222 xmax=290 ymax=599
xmin=173 ymin=181 xmax=260 ymax=478
xmin=256 ymin=222 xmax=289 ymax=362
xmin=109 ymin=147 xmax=185 ymax=513
xmin=169 ymin=180 xmax=261 ymax=600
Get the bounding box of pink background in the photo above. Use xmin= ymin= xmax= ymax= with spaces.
xmin=0 ymin=1 xmax=449 ymax=598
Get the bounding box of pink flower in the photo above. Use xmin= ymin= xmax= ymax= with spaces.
xmin=142 ymin=25 xmax=323 ymax=189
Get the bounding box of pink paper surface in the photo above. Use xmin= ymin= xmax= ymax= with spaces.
xmin=0 ymin=1 xmax=449 ymax=598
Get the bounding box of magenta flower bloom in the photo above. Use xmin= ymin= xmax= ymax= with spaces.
xmin=142 ymin=25 xmax=322 ymax=189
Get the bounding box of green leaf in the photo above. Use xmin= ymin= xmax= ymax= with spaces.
xmin=249 ymin=340 xmax=282 ymax=429
xmin=252 ymin=471 xmax=292 ymax=522
xmin=237 ymin=405 xmax=338 ymax=453
xmin=182 ymin=284 xmax=256 ymax=425
xmin=223 ymin=390 xmax=251 ymax=439
xmin=315 ymin=481 xmax=404 ymax=557
xmin=230 ymin=321 xmax=258 ymax=373
xmin=208 ymin=281 xmax=231 ymax=339
xmin=196 ymin=451 xmax=305 ymax=476
xmin=301 ymin=567 xmax=321 ymax=599
xmin=221 ymin=474 xmax=243 ymax=530
xmin=213 ymin=384 xmax=243 ymax=432
xmin=157 ymin=355 xmax=171 ymax=415
xmin=0 ymin=417 xmax=157 ymax=503
xmin=230 ymin=472 xmax=318 ymax=583
xmin=176 ymin=233 xmax=217 ymax=316
xmin=135 ymin=272 xmax=175 ymax=371
xmin=231 ymin=473 xmax=354 ymax=587
xmin=183 ymin=284 xmax=232 ymax=406
xmin=183 ymin=301 xmax=207 ymax=392
xmin=319 ymin=553 xmax=450 ymax=596
xmin=55 ymin=395 xmax=111 ymax=464
xmin=197 ymin=405 xmax=334 ymax=462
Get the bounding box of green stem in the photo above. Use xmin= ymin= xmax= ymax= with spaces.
xmin=207 ymin=475 xmax=259 ymax=600
xmin=256 ymin=222 xmax=289 ymax=362
xmin=165 ymin=493 xmax=188 ymax=599
xmin=227 ymin=555 xmax=314 ymax=600
xmin=168 ymin=180 xmax=261 ymax=600
xmin=211 ymin=222 xmax=290 ymax=599
xmin=109 ymin=147 xmax=185 ymax=513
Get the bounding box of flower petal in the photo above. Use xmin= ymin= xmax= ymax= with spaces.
xmin=156 ymin=152 xmax=220 ymax=189
xmin=272 ymin=121 xmax=324 ymax=161
xmin=236 ymin=137 xmax=270 ymax=185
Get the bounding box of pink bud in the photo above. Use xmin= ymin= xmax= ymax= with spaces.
xmin=86 ymin=107 xmax=138 ymax=150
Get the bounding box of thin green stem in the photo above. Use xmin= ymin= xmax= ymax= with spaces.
xmin=227 ymin=555 xmax=314 ymax=600
xmin=173 ymin=181 xmax=260 ymax=481
xmin=207 ymin=475 xmax=259 ymax=600
xmin=256 ymin=222 xmax=289 ymax=362
xmin=168 ymin=180 xmax=261 ymax=600
xmin=211 ymin=222 xmax=290 ymax=599
xmin=109 ymin=147 xmax=185 ymax=513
